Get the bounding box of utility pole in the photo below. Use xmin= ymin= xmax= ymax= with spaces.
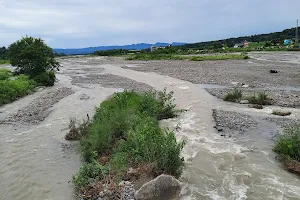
xmin=296 ymin=19 xmax=299 ymax=43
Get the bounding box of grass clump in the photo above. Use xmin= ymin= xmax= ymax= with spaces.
xmin=189 ymin=54 xmax=249 ymax=61
xmin=126 ymin=53 xmax=249 ymax=61
xmin=244 ymin=92 xmax=270 ymax=105
xmin=274 ymin=125 xmax=300 ymax=174
xmin=72 ymin=89 xmax=185 ymax=197
xmin=272 ymin=110 xmax=292 ymax=116
xmin=0 ymin=59 xmax=10 ymax=65
xmin=0 ymin=68 xmax=12 ymax=80
xmin=0 ymin=70 xmax=36 ymax=106
xmin=65 ymin=117 xmax=91 ymax=140
xmin=223 ymin=88 xmax=242 ymax=102
xmin=126 ymin=54 xmax=184 ymax=61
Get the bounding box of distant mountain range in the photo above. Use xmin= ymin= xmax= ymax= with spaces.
xmin=54 ymin=42 xmax=186 ymax=55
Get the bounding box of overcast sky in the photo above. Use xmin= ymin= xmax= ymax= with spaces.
xmin=0 ymin=0 xmax=299 ymax=48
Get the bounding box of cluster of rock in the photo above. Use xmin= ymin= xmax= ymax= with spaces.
xmin=96 ymin=175 xmax=182 ymax=200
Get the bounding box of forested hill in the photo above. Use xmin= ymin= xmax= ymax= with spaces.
xmin=181 ymin=27 xmax=297 ymax=49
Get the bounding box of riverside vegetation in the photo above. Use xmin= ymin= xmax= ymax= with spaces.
xmin=223 ymin=88 xmax=270 ymax=106
xmin=274 ymin=125 xmax=300 ymax=174
xmin=66 ymin=89 xmax=186 ymax=199
xmin=0 ymin=36 xmax=59 ymax=106
xmin=126 ymin=53 xmax=249 ymax=61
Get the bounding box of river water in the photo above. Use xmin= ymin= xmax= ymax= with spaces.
xmin=0 ymin=57 xmax=300 ymax=200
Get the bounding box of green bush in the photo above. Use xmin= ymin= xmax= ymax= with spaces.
xmin=73 ymin=159 xmax=108 ymax=189
xmin=274 ymin=125 xmax=300 ymax=161
xmin=245 ymin=92 xmax=270 ymax=105
xmin=119 ymin=118 xmax=185 ymax=178
xmin=33 ymin=71 xmax=56 ymax=86
xmin=0 ymin=68 xmax=12 ymax=80
xmin=0 ymin=74 xmax=36 ymax=106
xmin=223 ymin=88 xmax=243 ymax=102
xmin=0 ymin=59 xmax=10 ymax=65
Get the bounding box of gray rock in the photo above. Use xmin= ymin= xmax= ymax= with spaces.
xmin=135 ymin=175 xmax=181 ymax=200
xmin=216 ymin=126 xmax=223 ymax=132
xmin=240 ymin=100 xmax=249 ymax=104
xmin=242 ymin=84 xmax=249 ymax=88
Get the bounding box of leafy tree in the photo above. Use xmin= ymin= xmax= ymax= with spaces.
xmin=0 ymin=46 xmax=7 ymax=59
xmin=7 ymin=36 xmax=60 ymax=77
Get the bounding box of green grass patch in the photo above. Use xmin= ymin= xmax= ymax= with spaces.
xmin=189 ymin=54 xmax=249 ymax=61
xmin=274 ymin=125 xmax=300 ymax=174
xmin=244 ymin=92 xmax=270 ymax=105
xmin=0 ymin=69 xmax=36 ymax=106
xmin=223 ymin=89 xmax=271 ymax=106
xmin=126 ymin=53 xmax=249 ymax=61
xmin=272 ymin=110 xmax=292 ymax=116
xmin=0 ymin=59 xmax=10 ymax=65
xmin=223 ymin=88 xmax=243 ymax=102
xmin=71 ymin=89 xmax=185 ymax=195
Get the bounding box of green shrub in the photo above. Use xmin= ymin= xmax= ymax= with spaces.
xmin=245 ymin=92 xmax=270 ymax=105
xmin=274 ymin=125 xmax=300 ymax=174
xmin=33 ymin=71 xmax=56 ymax=86
xmin=223 ymin=88 xmax=243 ymax=102
xmin=0 ymin=74 xmax=36 ymax=106
xmin=65 ymin=118 xmax=91 ymax=140
xmin=0 ymin=59 xmax=10 ymax=65
xmin=0 ymin=68 xmax=12 ymax=80
xmin=119 ymin=118 xmax=185 ymax=177
xmin=73 ymin=159 xmax=108 ymax=189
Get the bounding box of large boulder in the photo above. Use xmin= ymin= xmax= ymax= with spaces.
xmin=135 ymin=175 xmax=182 ymax=200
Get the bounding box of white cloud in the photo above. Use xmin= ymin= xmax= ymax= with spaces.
xmin=0 ymin=0 xmax=299 ymax=48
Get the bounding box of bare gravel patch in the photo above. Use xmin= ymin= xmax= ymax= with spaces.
xmin=121 ymin=59 xmax=300 ymax=88
xmin=213 ymin=109 xmax=258 ymax=137
xmin=71 ymin=73 xmax=153 ymax=92
xmin=4 ymin=87 xmax=74 ymax=124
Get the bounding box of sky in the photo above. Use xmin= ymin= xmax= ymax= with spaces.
xmin=0 ymin=0 xmax=299 ymax=48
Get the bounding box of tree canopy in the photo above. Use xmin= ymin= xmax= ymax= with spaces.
xmin=7 ymin=36 xmax=59 ymax=77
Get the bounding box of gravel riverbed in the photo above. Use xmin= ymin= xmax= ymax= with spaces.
xmin=118 ymin=58 xmax=300 ymax=108
xmin=4 ymin=87 xmax=74 ymax=124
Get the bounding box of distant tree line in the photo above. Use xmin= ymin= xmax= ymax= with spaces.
xmin=180 ymin=27 xmax=298 ymax=50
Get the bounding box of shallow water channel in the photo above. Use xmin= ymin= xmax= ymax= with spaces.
xmin=0 ymin=57 xmax=300 ymax=200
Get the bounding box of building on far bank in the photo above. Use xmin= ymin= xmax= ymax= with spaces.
xmin=151 ymin=45 xmax=156 ymax=52
xmin=234 ymin=41 xmax=249 ymax=48
xmin=284 ymin=39 xmax=292 ymax=45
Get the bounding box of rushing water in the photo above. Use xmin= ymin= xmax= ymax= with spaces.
xmin=1 ymin=57 xmax=300 ymax=200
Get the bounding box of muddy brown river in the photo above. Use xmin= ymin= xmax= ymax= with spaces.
xmin=1 ymin=55 xmax=300 ymax=200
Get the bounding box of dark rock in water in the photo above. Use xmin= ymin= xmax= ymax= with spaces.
xmin=135 ymin=174 xmax=181 ymax=200
xmin=216 ymin=126 xmax=223 ymax=132
xmin=270 ymin=70 xmax=278 ymax=73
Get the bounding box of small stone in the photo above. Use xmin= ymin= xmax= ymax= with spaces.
xmin=240 ymin=100 xmax=249 ymax=104
xmin=119 ymin=181 xmax=125 ymax=187
xmin=242 ymin=85 xmax=249 ymax=88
